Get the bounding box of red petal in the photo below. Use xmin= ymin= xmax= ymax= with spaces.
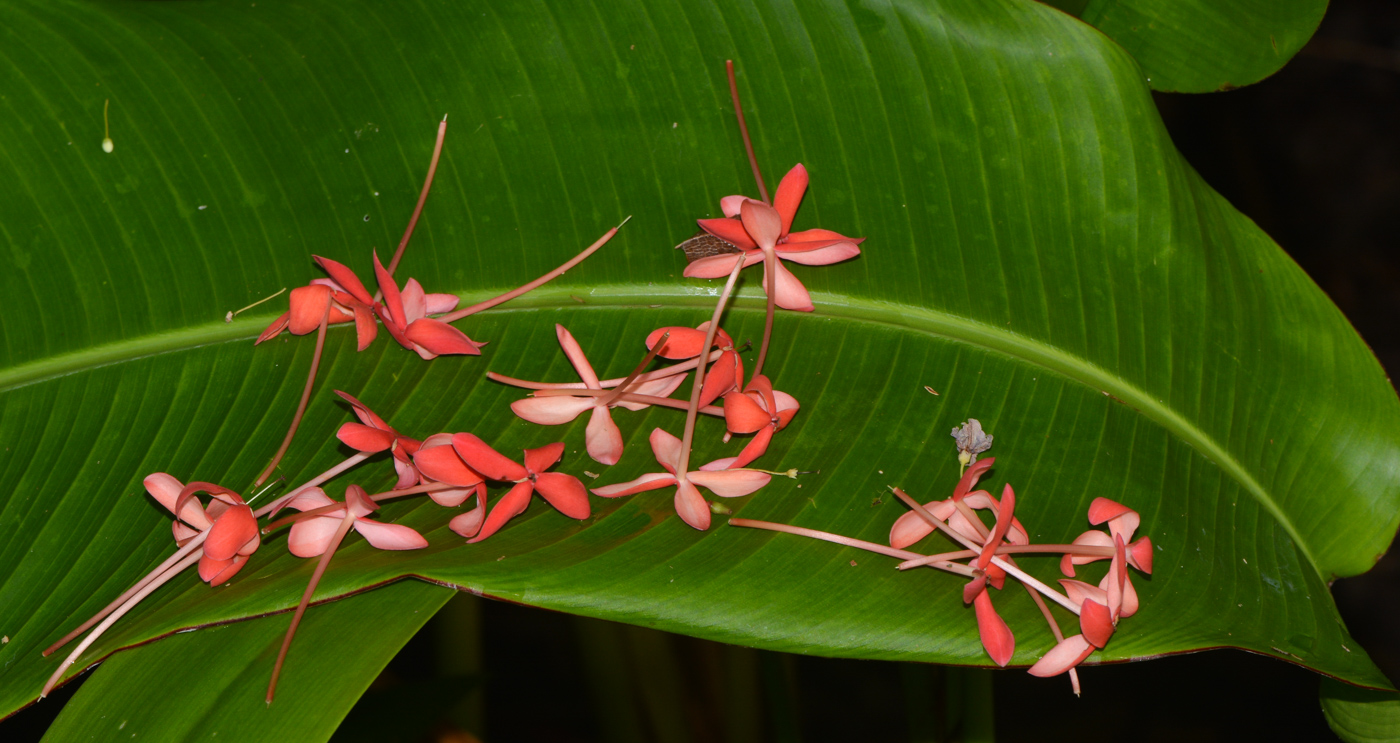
xmin=1128 ymin=536 xmax=1154 ymax=574
xmin=373 ymin=251 xmax=407 ymax=329
xmin=414 ymin=445 xmax=485 ymax=487
xmin=401 ymin=278 xmax=428 ymax=324
xmin=697 ymin=217 xmax=758 ymax=250
xmin=333 ymin=390 xmax=392 ymax=431
xmin=1027 ymin=635 xmax=1094 ymax=677
xmin=740 ymin=201 xmax=782 ymax=251
xmin=204 ymin=505 xmax=258 ymax=562
xmin=723 ymin=391 xmax=770 ymax=434
xmin=888 ymin=500 xmax=957 ymax=549
xmin=974 ymin=484 xmax=1016 ymax=570
xmin=353 ymin=304 xmax=378 ymax=351
xmin=699 ymin=350 xmax=740 ymax=408
xmin=534 ymin=472 xmax=591 ymax=519
xmin=674 ymin=478 xmax=711 ymax=530
xmin=591 ymin=472 xmax=678 ymax=498
xmin=973 ymin=590 xmax=1015 ymax=667
xmin=585 ymin=407 xmax=624 ymax=466
xmin=452 ymin=434 xmax=528 ymax=482
xmin=524 ymin=442 xmax=565 ymax=475
xmin=468 ymin=481 xmax=534 ymax=543
xmin=256 ymin=312 xmax=290 ymax=344
xmin=682 ymin=250 xmax=763 ymax=279
xmin=346 ymin=484 xmax=378 ymax=517
xmin=288 ymin=285 xmax=332 ymax=335
xmin=1080 ymin=599 xmax=1115 ymax=648
xmin=449 ymin=506 xmax=486 ymax=539
xmin=725 ymin=426 xmax=774 ymax=470
xmin=953 ymin=458 xmax=995 ymax=501
xmin=354 ymin=518 xmax=429 ymax=550
xmin=406 ymin=318 xmax=481 ymax=356
xmin=963 ymin=575 xmax=988 ymax=605
xmin=772 ymin=163 xmax=809 ymax=237
xmin=337 ymin=422 xmax=396 ymax=453
xmin=199 ymin=553 xmax=249 ymax=586
xmin=1087 ymin=497 xmax=1133 ymax=525
xmin=646 ymin=327 xmax=709 ymax=359
xmin=144 ymin=473 xmax=211 ymax=530
xmin=313 ymin=255 xmax=373 ymax=304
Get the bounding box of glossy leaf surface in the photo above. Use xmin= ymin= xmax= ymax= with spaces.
xmin=1 ymin=0 xmax=1396 ymax=733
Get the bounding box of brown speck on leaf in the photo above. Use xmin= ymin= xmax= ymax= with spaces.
xmin=924 ymin=386 xmax=939 ymax=395
xmin=582 ymin=471 xmax=599 ymax=479
xmin=871 ymin=498 xmax=883 ymax=506
xmin=497 ymin=556 xmax=506 ymax=562
xmin=570 ymin=295 xmax=585 ymax=303
xmin=849 ymin=560 xmax=858 ymax=567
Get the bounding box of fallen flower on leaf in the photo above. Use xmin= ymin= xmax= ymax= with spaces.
xmin=451 ymin=435 xmax=590 ymax=542
xmin=148 ymin=475 xmax=262 ymax=585
xmin=334 ymin=390 xmax=425 ymax=489
xmin=705 ymin=374 xmax=799 ymax=470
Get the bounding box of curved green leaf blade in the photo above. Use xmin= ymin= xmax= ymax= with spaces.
xmin=2 ymin=0 xmax=1397 ymax=727
xmin=1323 ymin=678 xmax=1400 ymax=743
xmin=1076 ymin=0 xmax=1328 ymax=92
xmin=39 ymin=579 xmax=451 ymax=742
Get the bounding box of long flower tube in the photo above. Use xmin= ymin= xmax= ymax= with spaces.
xmin=486 ymin=349 xmax=724 ymax=390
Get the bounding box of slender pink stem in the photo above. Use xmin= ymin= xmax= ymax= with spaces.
xmin=42 ymin=551 xmax=204 ymax=698
xmin=531 ymin=388 xmax=725 ymax=417
xmin=384 ymin=116 xmax=448 ymax=281
xmin=598 ymin=332 xmax=669 ymax=408
xmin=678 ymin=254 xmax=747 ymax=477
xmin=253 ymin=304 xmax=331 ymax=489
xmin=750 ymin=248 xmax=779 ymax=385
xmin=488 ymin=351 xmax=721 ymax=390
xmin=267 ymin=510 xmax=357 ymax=705
xmin=728 ymin=519 xmax=976 ymax=577
xmin=256 ymin=453 xmax=370 ymax=519
xmin=726 ymin=60 xmax=768 ymax=204
xmin=896 ymin=544 xmax=1115 ymax=571
xmin=439 ymin=218 xmax=629 ymax=323
xmin=260 ymin=482 xmax=455 ymax=533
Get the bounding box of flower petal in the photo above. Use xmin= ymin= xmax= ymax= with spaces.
xmin=772 ymin=163 xmax=809 ymax=236
xmin=616 ymin=374 xmax=687 ymax=412
xmin=1059 ymin=530 xmax=1115 ymax=576
xmin=350 ymin=303 xmax=378 ymax=351
xmin=687 ymin=469 xmax=771 ymax=497
xmin=401 ymin=278 xmax=428 ymax=324
xmin=524 ymin=442 xmax=566 ymax=475
xmin=354 ymin=518 xmax=429 ymax=550
xmin=392 ymin=455 xmax=420 ymax=490
xmin=777 ymin=241 xmax=861 ymax=266
xmin=204 ymin=505 xmax=258 ymax=562
xmin=591 ymin=472 xmax=677 ymax=498
xmin=1128 ymin=536 xmax=1154 ymax=574
xmin=697 ymin=217 xmax=758 ymax=251
xmin=534 ymin=472 xmax=591 ymax=519
xmin=1058 ymin=579 xmax=1109 ymax=609
xmin=1079 ymin=599 xmax=1115 ymax=649
xmin=373 ymin=250 xmax=407 ymax=329
xmin=585 ymin=406 xmax=624 ymax=466
xmin=646 ymin=327 xmax=710 ymax=359
xmin=764 ymin=259 xmax=813 ymax=312
xmin=288 ymin=285 xmax=332 ymax=335
xmin=511 ymin=395 xmax=596 ymax=425
xmin=682 ymin=250 xmax=763 ymax=279
xmin=468 ymin=481 xmax=534 ymax=543
xmin=699 ymin=350 xmax=741 ymax=409
xmin=720 ymin=194 xmax=753 ymax=218
xmin=973 ymin=589 xmax=1015 ymax=667
xmin=953 ymin=457 xmax=996 ymax=501
xmin=725 ymin=426 xmax=774 ymax=470
xmin=333 ymin=389 xmax=393 ymax=431
xmin=288 ymin=514 xmax=342 ymax=558
xmin=428 ymin=486 xmax=475 ymax=508
xmin=145 ymin=473 xmax=211 ymax=530
xmin=722 ymin=391 xmax=770 ymax=434
xmin=648 ymin=428 xmax=683 ymax=475
xmin=256 ymin=312 xmax=290 ymax=344
xmin=406 ymin=318 xmax=482 ymax=356
xmin=1027 ymin=635 xmax=1094 ymax=678
xmin=414 ymin=445 xmax=484 ymax=487
xmin=425 ymin=293 xmax=460 ymax=315
xmin=555 ymin=325 xmax=601 ymax=388
xmin=888 ymin=500 xmax=958 ymax=549
xmin=199 ymin=553 xmax=249 ymax=586
xmin=449 ymin=506 xmax=486 ymax=539
xmin=313 ymin=255 xmax=374 ymax=305
xmin=337 ymin=422 xmax=396 ymax=453
xmin=674 ymin=478 xmax=711 ymax=531
xmin=974 ymin=484 xmax=1016 ymax=571
xmin=740 ymin=201 xmax=782 ymax=251
xmin=452 ymin=434 xmax=529 ymax=482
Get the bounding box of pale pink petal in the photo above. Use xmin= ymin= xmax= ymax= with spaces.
xmin=511 ymin=395 xmax=595 ymax=425
xmin=555 ymin=325 xmax=601 ymax=388
xmin=648 ymin=428 xmax=683 ymax=475
xmin=425 ymin=293 xmax=460 ymax=315
xmin=288 ymin=515 xmax=342 ymax=557
xmin=777 ymin=241 xmax=861 ymax=266
xmin=449 ymin=506 xmax=485 ymax=539
xmin=145 ymin=473 xmax=211 ymax=530
xmin=688 ymin=469 xmax=771 ymax=497
xmin=1059 ymin=530 xmax=1115 ymax=576
xmin=764 ymin=259 xmax=813 ymax=312
xmin=429 ymin=486 xmax=475 ymax=508
xmin=400 ymin=278 xmax=428 ymax=324
xmin=285 ymin=487 xmax=336 ymax=512
xmin=674 ymin=478 xmax=711 ymax=531
xmin=697 ymin=457 xmax=738 ymax=472
xmin=1058 ymin=579 xmax=1109 ymax=609
xmin=615 ymin=374 xmax=687 ymax=412
xmin=354 ymin=518 xmax=429 ymax=550
xmin=1119 ymin=573 xmax=1140 ymax=618
xmin=392 ymin=455 xmax=420 ymax=490
xmin=346 ymin=484 xmax=378 ymax=518
xmin=888 ymin=500 xmax=958 ymax=549
xmin=173 ymin=522 xmax=200 ymax=544
xmin=591 ymin=472 xmax=677 ymax=498
xmin=720 ymin=194 xmax=754 ymax=218
xmin=1027 ymin=635 xmax=1094 ymax=677
xmin=584 ymin=406 xmax=624 ymax=465
xmin=740 ymin=201 xmax=782 ymax=251
xmin=682 ymin=250 xmax=763 ymax=279
xmin=772 ymin=164 xmax=809 ymax=236
xmin=453 ymin=434 xmax=529 ymax=482
xmin=534 ymin=472 xmax=591 ymax=519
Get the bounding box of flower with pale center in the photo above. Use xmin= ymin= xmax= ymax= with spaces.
xmin=282 ymin=484 xmax=429 ymax=557
xmin=372 ymin=251 xmax=479 ymax=359
xmin=509 ymin=324 xmax=684 ymax=465
xmin=592 ymin=428 xmax=771 ymax=531
xmin=334 ymin=390 xmax=424 ymax=490
xmin=412 ymin=433 xmax=489 ymax=539
xmin=450 ymin=435 xmax=590 ymax=543
xmin=683 ymin=164 xmax=863 ymax=312
xmin=144 ymin=474 xmax=261 ymax=586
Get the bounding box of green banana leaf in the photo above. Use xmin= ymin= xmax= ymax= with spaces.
xmin=2 ymin=0 xmax=1396 ymax=739
xmin=1047 ymin=0 xmax=1328 ymax=92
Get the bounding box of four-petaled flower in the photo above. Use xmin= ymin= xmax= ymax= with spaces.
xmin=373 ymin=252 xmax=480 ymax=359
xmin=703 ymin=375 xmax=799 ymax=471
xmin=510 ymin=325 xmax=684 ymax=465
xmin=450 ymin=434 xmax=590 ymax=543
xmin=334 ymin=391 xmax=424 ymax=489
xmin=281 ymin=484 xmax=430 ymax=557
xmin=144 ymin=475 xmax=261 ymax=586
xmin=592 ymin=428 xmax=771 ymax=531
xmin=684 ymin=164 xmax=863 ymax=311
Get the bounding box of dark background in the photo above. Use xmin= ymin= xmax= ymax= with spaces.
xmin=7 ymin=0 xmax=1399 ymax=740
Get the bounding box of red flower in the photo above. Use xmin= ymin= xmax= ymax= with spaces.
xmin=703 ymin=375 xmax=799 ymax=470
xmin=373 ymin=252 xmax=479 ymax=359
xmin=334 ymin=390 xmax=423 ymax=490
xmin=450 ymin=435 xmax=590 ymax=542
xmin=509 ymin=325 xmax=684 ymax=465
xmin=591 ymin=428 xmax=771 ymax=531
xmin=144 ymin=475 xmax=260 ymax=586
xmin=644 ymin=323 xmax=742 ymax=408
xmin=412 ymin=433 xmax=489 ymax=539
xmin=683 ymin=165 xmax=863 ymax=311
xmin=1060 ymin=497 xmax=1153 ymax=618
xmin=282 ymin=484 xmax=429 ymax=557
xmin=256 ymin=256 xmax=383 ymax=351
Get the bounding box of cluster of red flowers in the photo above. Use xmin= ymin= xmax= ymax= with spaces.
xmin=41 ymin=62 xmax=1148 ymax=705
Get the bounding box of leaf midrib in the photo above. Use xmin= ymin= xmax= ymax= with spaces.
xmin=0 ymin=283 xmax=1311 ymax=577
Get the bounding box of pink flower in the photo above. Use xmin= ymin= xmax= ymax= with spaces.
xmin=373 ymin=252 xmax=478 ymax=359
xmin=282 ymin=484 xmax=429 ymax=557
xmin=684 ymin=165 xmax=863 ymax=311
xmin=702 ymin=375 xmax=799 ymax=470
xmin=509 ymin=325 xmax=684 ymax=465
xmin=144 ymin=475 xmax=261 ymax=586
xmin=591 ymin=428 xmax=771 ymax=531
xmin=256 ymin=256 xmax=381 ymax=350
xmin=412 ymin=433 xmax=489 ymax=539
xmin=334 ymin=390 xmax=423 ymax=490
xmin=1060 ymin=497 xmax=1153 ymax=619
xmin=450 ymin=435 xmax=590 ymax=542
